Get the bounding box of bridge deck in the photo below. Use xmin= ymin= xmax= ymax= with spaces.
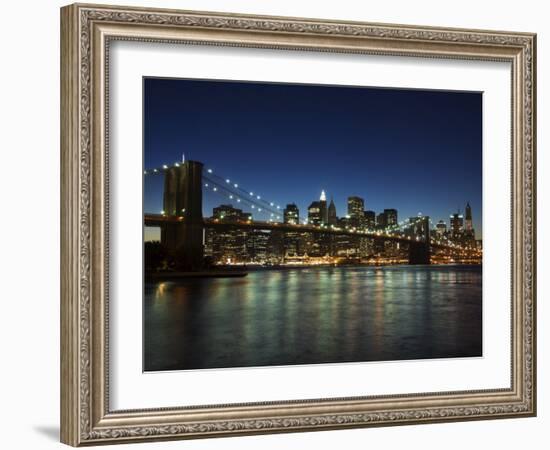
xmin=144 ymin=214 xmax=474 ymax=252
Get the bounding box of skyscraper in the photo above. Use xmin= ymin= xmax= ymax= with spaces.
xmin=283 ymin=203 xmax=301 ymax=257
xmin=211 ymin=204 xmax=249 ymax=263
xmin=364 ymin=210 xmax=376 ymax=230
xmin=319 ymin=190 xmax=328 ymax=225
xmin=328 ymin=197 xmax=337 ymax=225
xmin=377 ymin=212 xmax=387 ymax=229
xmin=347 ymin=196 xmax=365 ymax=228
xmin=436 ymin=220 xmax=447 ymax=236
xmin=463 ymin=202 xmax=476 ymax=247
xmin=283 ymin=203 xmax=299 ymax=225
xmin=465 ymin=202 xmax=473 ymax=234
xmin=464 ymin=202 xmax=474 ymax=236
xmin=307 ymin=201 xmax=323 ymax=226
xmin=450 ymin=211 xmax=464 ymax=241
xmin=384 ymin=209 xmax=398 ymax=228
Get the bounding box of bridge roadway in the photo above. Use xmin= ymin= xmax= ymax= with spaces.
xmin=144 ymin=214 xmax=466 ymax=252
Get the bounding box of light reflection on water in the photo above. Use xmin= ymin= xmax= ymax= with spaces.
xmin=144 ymin=265 xmax=482 ymax=371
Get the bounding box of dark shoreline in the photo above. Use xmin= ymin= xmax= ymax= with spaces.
xmin=146 ymin=262 xmax=482 ymax=280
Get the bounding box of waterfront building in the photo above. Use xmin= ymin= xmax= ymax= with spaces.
xmin=267 ymin=230 xmax=285 ymax=264
xmin=320 ymin=190 xmax=328 ymax=225
xmin=450 ymin=211 xmax=464 ymax=241
xmin=376 ymin=212 xmax=387 ymax=229
xmin=465 ymin=202 xmax=473 ymax=233
xmin=211 ymin=204 xmax=249 ymax=263
xmin=307 ymin=192 xmax=330 ymax=255
xmin=347 ymin=196 xmax=365 ymax=228
xmin=308 ymin=201 xmax=323 ymax=226
xmin=283 ymin=203 xmax=301 ymax=258
xmin=328 ymin=197 xmax=337 ymax=226
xmin=283 ymin=203 xmax=299 ymax=225
xmin=246 ymin=230 xmax=270 ymax=263
xmin=463 ymin=202 xmax=476 ymax=248
xmin=436 ymin=220 xmax=447 ymax=236
xmin=335 ymin=217 xmax=358 ymax=257
xmin=384 ymin=209 xmax=398 ymax=228
xmin=364 ymin=210 xmax=376 ymax=230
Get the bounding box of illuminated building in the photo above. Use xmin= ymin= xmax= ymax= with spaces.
xmin=364 ymin=210 xmax=376 ymax=230
xmin=307 ymin=195 xmax=329 ymax=256
xmin=283 ymin=203 xmax=299 ymax=224
xmin=376 ymin=212 xmax=387 ymax=229
xmin=308 ymin=201 xmax=323 ymax=226
xmin=320 ymin=190 xmax=328 ymax=224
xmin=347 ymin=196 xmax=365 ymax=228
xmin=384 ymin=209 xmax=398 ymax=227
xmin=436 ymin=220 xmax=447 ymax=236
xmin=328 ymin=198 xmax=337 ymax=225
xmin=283 ymin=203 xmax=300 ymax=257
xmin=463 ymin=202 xmax=476 ymax=248
xmin=246 ymin=230 xmax=270 ymax=262
xmin=210 ymin=204 xmax=249 ymax=263
xmin=465 ymin=202 xmax=473 ymax=233
xmin=335 ymin=217 xmax=357 ymax=256
xmin=450 ymin=211 xmax=464 ymax=241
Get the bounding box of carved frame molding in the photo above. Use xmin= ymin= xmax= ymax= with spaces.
xmin=61 ymin=3 xmax=536 ymax=446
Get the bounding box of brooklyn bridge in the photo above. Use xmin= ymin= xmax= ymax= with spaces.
xmin=144 ymin=160 xmax=480 ymax=271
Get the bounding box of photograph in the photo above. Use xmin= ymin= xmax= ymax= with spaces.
xmin=143 ymin=78 xmax=483 ymax=372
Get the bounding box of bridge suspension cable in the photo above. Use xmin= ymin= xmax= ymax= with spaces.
xmin=202 ymin=176 xmax=282 ymax=221
xmin=143 ymin=162 xmax=286 ymax=221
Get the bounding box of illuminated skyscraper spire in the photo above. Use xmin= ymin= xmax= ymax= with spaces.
xmin=319 ymin=190 xmax=328 ymax=224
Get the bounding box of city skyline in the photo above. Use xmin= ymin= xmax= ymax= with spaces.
xmin=144 ymin=77 xmax=482 ymax=241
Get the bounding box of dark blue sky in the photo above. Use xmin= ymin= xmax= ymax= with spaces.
xmin=144 ymin=77 xmax=482 ymax=238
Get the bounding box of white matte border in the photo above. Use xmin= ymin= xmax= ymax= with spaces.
xmin=109 ymin=41 xmax=511 ymax=410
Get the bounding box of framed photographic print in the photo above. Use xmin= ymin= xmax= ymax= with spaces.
xmin=60 ymin=3 xmax=536 ymax=446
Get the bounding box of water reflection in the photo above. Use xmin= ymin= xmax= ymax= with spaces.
xmin=144 ymin=265 xmax=482 ymax=371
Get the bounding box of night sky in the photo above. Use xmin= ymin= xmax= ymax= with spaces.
xmin=144 ymin=77 xmax=482 ymax=240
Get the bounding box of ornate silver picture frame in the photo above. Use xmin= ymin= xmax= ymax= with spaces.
xmin=61 ymin=3 xmax=536 ymax=446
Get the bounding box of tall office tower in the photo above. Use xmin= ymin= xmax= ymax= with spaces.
xmin=211 ymin=204 xmax=249 ymax=263
xmin=283 ymin=203 xmax=299 ymax=224
xmin=319 ymin=190 xmax=328 ymax=225
xmin=308 ymin=201 xmax=323 ymax=226
xmin=436 ymin=220 xmax=447 ymax=236
xmin=465 ymin=202 xmax=474 ymax=233
xmin=377 ymin=212 xmax=387 ymax=229
xmin=384 ymin=209 xmax=398 ymax=228
xmin=364 ymin=210 xmax=376 ymax=230
xmin=246 ymin=230 xmax=270 ymax=263
xmin=283 ymin=203 xmax=301 ymax=258
xmin=450 ymin=211 xmax=464 ymax=240
xmin=347 ymin=196 xmax=365 ymax=228
xmin=463 ymin=202 xmax=476 ymax=247
xmin=328 ymin=198 xmax=337 ymax=225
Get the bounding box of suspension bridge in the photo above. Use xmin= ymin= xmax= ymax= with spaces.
xmin=144 ymin=160 xmax=479 ymax=270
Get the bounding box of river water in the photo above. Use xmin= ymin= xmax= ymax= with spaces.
xmin=144 ymin=265 xmax=482 ymax=371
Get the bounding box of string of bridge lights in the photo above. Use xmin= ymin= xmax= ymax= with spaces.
xmin=202 ymin=178 xmax=283 ymax=221
xmin=202 ymin=168 xmax=284 ymax=213
xmin=143 ymin=162 xmax=285 ymax=220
